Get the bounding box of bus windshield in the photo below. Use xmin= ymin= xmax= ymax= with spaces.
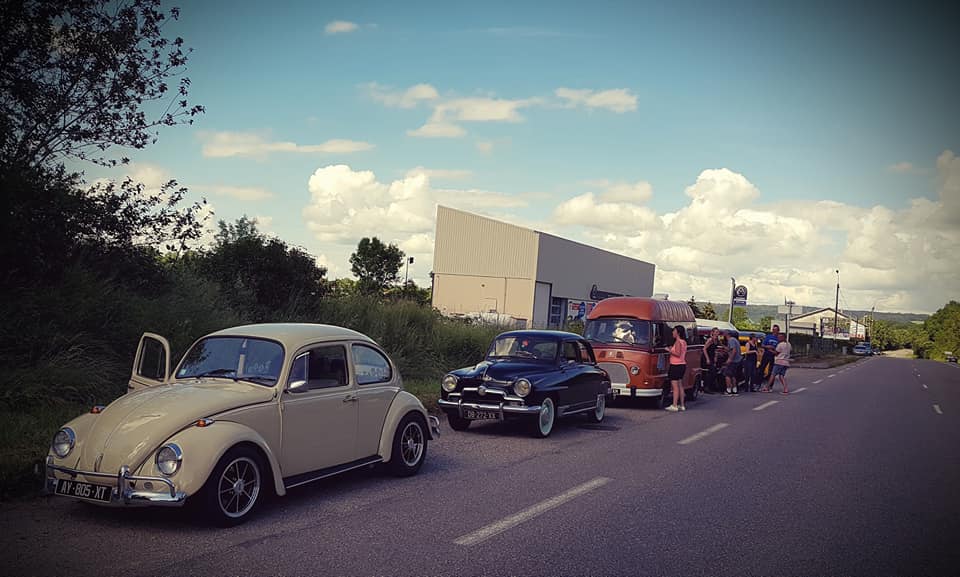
xmin=584 ymin=318 xmax=652 ymax=346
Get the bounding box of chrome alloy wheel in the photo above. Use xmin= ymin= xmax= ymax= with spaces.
xmin=217 ymin=456 xmax=261 ymax=519
xmin=400 ymin=420 xmax=425 ymax=467
xmin=592 ymin=394 xmax=606 ymax=422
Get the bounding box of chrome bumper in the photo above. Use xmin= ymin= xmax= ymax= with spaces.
xmin=437 ymin=397 xmax=542 ymax=419
xmin=44 ymin=456 xmax=187 ymax=507
xmin=611 ymin=384 xmax=662 ymax=398
xmin=428 ymin=415 xmax=441 ymax=438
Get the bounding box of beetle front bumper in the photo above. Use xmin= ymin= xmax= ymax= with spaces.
xmin=44 ymin=456 xmax=187 ymax=507
xmin=437 ymin=397 xmax=542 ymax=420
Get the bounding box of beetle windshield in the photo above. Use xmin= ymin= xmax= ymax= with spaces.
xmin=486 ymin=335 xmax=558 ymax=361
xmin=176 ymin=337 xmax=284 ymax=386
xmin=584 ymin=318 xmax=652 ymax=347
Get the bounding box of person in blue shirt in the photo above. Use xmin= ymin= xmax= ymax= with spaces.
xmin=758 ymin=325 xmax=780 ymax=391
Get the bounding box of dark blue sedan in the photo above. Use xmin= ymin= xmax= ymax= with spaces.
xmin=438 ymin=330 xmax=612 ymax=437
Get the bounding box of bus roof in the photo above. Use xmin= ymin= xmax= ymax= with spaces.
xmin=586 ymin=297 xmax=695 ymax=323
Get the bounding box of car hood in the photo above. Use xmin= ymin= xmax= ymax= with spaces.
xmin=453 ymin=359 xmax=553 ymax=383
xmin=75 ymin=379 xmax=275 ymax=473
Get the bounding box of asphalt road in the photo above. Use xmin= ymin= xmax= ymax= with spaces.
xmin=2 ymin=356 xmax=958 ymax=577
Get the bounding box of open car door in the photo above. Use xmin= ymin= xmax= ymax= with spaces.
xmin=128 ymin=332 xmax=171 ymax=393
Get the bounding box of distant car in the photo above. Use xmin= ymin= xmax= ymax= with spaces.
xmin=946 ymin=351 xmax=958 ymax=363
xmin=45 ymin=324 xmax=439 ymax=525
xmin=438 ymin=330 xmax=611 ymax=437
xmin=852 ymin=344 xmax=871 ymax=356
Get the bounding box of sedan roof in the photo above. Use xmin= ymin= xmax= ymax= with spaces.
xmin=209 ymin=323 xmax=374 ymax=348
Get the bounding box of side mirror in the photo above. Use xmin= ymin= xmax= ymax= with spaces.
xmin=286 ymin=380 xmax=308 ymax=393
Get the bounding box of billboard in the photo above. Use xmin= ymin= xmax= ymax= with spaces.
xmin=567 ymin=300 xmax=596 ymax=321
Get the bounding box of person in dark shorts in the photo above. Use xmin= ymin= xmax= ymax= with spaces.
xmin=666 ymin=325 xmax=688 ymax=412
xmin=723 ymin=330 xmax=742 ymax=395
xmin=758 ymin=324 xmax=780 ymax=383
xmin=743 ymin=334 xmax=759 ymax=391
xmin=701 ymin=327 xmax=722 ymax=394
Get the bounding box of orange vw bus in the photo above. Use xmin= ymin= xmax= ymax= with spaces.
xmin=584 ymin=297 xmax=703 ymax=405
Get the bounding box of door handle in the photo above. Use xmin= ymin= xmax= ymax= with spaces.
xmin=343 ymin=394 xmax=358 ymax=403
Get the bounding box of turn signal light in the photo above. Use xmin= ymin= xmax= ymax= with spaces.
xmin=90 ymin=405 xmax=105 ymax=414
xmin=194 ymin=418 xmax=215 ymax=427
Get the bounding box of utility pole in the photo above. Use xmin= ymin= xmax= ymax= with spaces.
xmin=728 ymin=277 xmax=735 ymax=324
xmin=404 ymin=256 xmax=414 ymax=285
xmin=833 ymin=269 xmax=840 ymax=339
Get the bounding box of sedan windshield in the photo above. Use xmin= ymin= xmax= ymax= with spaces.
xmin=176 ymin=337 xmax=284 ymax=387
xmin=486 ymin=335 xmax=558 ymax=361
xmin=584 ymin=318 xmax=651 ymax=346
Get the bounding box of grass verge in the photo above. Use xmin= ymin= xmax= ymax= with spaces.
xmin=0 ymin=403 xmax=88 ymax=501
xmin=404 ymin=379 xmax=439 ymax=414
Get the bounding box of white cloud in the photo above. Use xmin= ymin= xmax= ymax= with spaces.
xmin=325 ymin=20 xmax=358 ymax=35
xmin=200 ymin=184 xmax=274 ymax=201
xmin=407 ymin=121 xmax=466 ymax=138
xmin=555 ymin=87 xmax=638 ymax=113
xmin=365 ymin=83 xmax=439 ymax=108
xmin=435 ymin=97 xmax=540 ymax=123
xmin=301 ymin=165 xmax=529 ymax=283
xmin=404 ymin=167 xmax=473 ymax=181
xmin=476 ymin=140 xmax=495 ymax=154
xmin=199 ymin=131 xmax=373 ymax=159
xmin=887 ymin=161 xmax=914 ymax=173
xmin=541 ymin=156 xmax=959 ymax=313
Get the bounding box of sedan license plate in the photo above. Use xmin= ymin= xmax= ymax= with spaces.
xmin=55 ymin=478 xmax=113 ymax=502
xmin=464 ymin=409 xmax=499 ymax=421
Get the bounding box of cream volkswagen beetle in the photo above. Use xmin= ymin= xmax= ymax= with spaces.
xmin=45 ymin=323 xmax=440 ymax=525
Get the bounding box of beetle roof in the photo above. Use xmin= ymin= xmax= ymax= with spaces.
xmin=208 ymin=323 xmax=375 ymax=348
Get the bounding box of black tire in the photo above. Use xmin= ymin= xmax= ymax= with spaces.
xmin=587 ymin=394 xmax=606 ymax=423
xmin=531 ymin=396 xmax=556 ymax=438
xmin=198 ymin=445 xmax=265 ymax=527
xmin=388 ymin=413 xmax=428 ymax=477
xmin=659 ymin=386 xmax=673 ymax=409
xmin=446 ymin=412 xmax=471 ymax=431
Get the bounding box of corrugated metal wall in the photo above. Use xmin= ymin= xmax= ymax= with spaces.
xmin=433 ymin=206 xmax=538 ymax=278
xmin=536 ymin=233 xmax=655 ymax=300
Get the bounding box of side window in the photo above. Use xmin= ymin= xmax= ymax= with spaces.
xmin=352 ymin=345 xmax=392 ymax=385
xmin=655 ymin=323 xmax=675 ymax=348
xmin=562 ymin=341 xmax=579 ymax=362
xmin=137 ymin=337 xmax=166 ymax=381
xmin=576 ymin=341 xmax=595 ymax=364
xmin=306 ymin=345 xmax=348 ymax=389
xmin=288 ymin=346 xmax=348 ymax=391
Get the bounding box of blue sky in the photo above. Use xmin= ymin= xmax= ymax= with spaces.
xmin=79 ymin=0 xmax=960 ymax=313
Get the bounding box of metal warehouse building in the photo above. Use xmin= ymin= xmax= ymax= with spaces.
xmin=431 ymin=206 xmax=656 ymax=328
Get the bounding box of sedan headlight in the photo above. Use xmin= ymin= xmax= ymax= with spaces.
xmin=514 ymin=378 xmax=532 ymax=398
xmin=52 ymin=427 xmax=75 ymax=458
xmin=156 ymin=444 xmax=183 ymax=476
xmin=441 ymin=374 xmax=459 ymax=392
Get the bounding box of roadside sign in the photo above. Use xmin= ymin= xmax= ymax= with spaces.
xmin=733 ymin=285 xmax=748 ymax=306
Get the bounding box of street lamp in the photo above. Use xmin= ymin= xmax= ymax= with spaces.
xmin=728 ymin=277 xmax=736 ymax=324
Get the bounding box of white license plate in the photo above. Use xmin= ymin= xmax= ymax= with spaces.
xmin=55 ymin=478 xmax=112 ymax=502
xmin=464 ymin=409 xmax=499 ymax=420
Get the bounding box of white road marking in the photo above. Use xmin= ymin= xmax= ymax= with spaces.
xmin=813 ymin=379 xmax=824 ymax=384
xmin=922 ymin=384 xmax=928 ymax=390
xmin=827 ymin=374 xmax=836 ymax=379
xmin=933 ymin=404 xmax=943 ymax=415
xmin=794 ymin=387 xmax=807 ymax=393
xmin=678 ymin=423 xmax=730 ymax=445
xmin=753 ymin=401 xmax=779 ymax=411
xmin=454 ymin=477 xmax=612 ymax=546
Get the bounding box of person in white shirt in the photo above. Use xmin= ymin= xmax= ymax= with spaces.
xmin=765 ymin=333 xmax=792 ymax=394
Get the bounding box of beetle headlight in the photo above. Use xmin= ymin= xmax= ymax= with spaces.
xmin=52 ymin=427 xmax=75 ymax=458
xmin=441 ymin=374 xmax=459 ymax=392
xmin=514 ymin=378 xmax=532 ymax=398
xmin=156 ymin=444 xmax=182 ymax=476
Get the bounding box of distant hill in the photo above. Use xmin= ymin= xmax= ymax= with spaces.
xmin=708 ymin=303 xmax=928 ymax=327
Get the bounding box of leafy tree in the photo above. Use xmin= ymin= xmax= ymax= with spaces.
xmin=758 ymin=315 xmax=775 ymax=332
xmin=732 ymin=307 xmax=758 ymax=331
xmin=384 ymin=281 xmax=432 ymax=306
xmin=192 ymin=217 xmax=328 ymax=320
xmin=701 ymin=302 xmax=718 ymax=320
xmin=350 ymin=237 xmax=404 ymax=294
xmin=329 ymin=278 xmax=359 ymax=298
xmin=1 ymin=0 xmax=203 ymax=168
xmin=687 ymin=297 xmax=703 ymax=318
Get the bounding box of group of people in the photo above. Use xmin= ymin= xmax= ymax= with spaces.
xmin=701 ymin=324 xmax=792 ymax=396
